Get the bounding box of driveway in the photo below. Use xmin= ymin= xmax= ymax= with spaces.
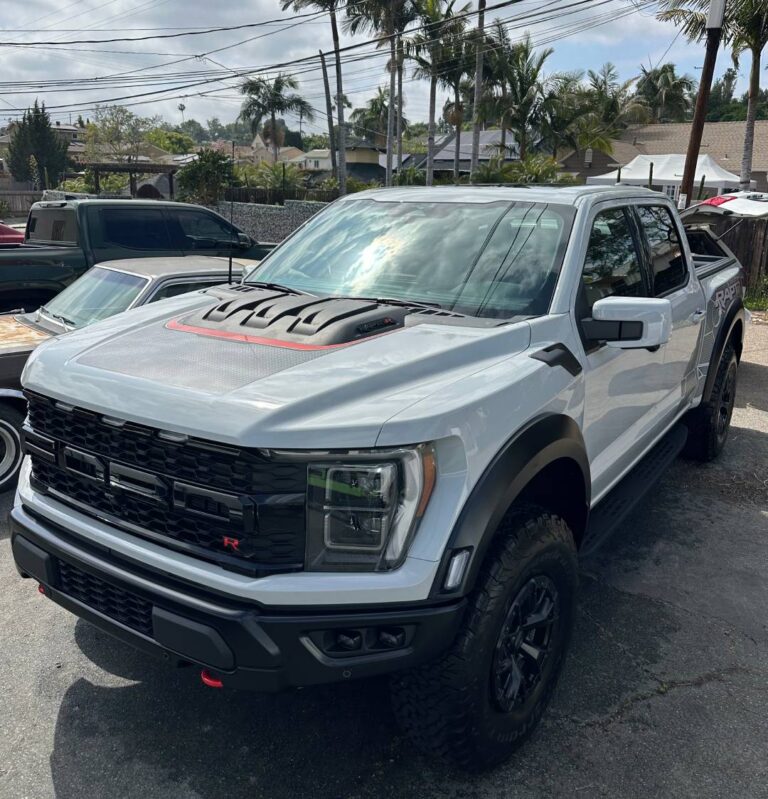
xmin=1 ymin=322 xmax=767 ymax=799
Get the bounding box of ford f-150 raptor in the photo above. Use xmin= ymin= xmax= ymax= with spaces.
xmin=11 ymin=186 xmax=746 ymax=770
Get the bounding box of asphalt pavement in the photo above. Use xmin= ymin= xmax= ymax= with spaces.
xmin=1 ymin=321 xmax=767 ymax=799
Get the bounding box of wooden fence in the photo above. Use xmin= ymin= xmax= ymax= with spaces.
xmin=0 ymin=190 xmax=43 ymax=216
xmin=715 ymin=217 xmax=768 ymax=291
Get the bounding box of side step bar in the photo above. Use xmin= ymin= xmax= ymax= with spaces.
xmin=580 ymin=423 xmax=688 ymax=557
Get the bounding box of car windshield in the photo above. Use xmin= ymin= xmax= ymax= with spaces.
xmin=248 ymin=198 xmax=575 ymax=318
xmin=39 ymin=266 xmax=148 ymax=329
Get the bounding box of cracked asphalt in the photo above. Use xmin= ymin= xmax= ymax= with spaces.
xmin=2 ymin=322 xmax=767 ymax=799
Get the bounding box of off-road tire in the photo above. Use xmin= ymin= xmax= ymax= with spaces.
xmin=0 ymin=405 xmax=24 ymax=493
xmin=683 ymin=343 xmax=738 ymax=462
xmin=391 ymin=506 xmax=578 ymax=772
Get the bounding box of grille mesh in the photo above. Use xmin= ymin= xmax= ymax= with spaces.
xmin=58 ymin=559 xmax=154 ymax=636
xmin=27 ymin=393 xmax=307 ymax=572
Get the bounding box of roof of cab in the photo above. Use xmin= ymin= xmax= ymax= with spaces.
xmin=97 ymin=256 xmax=244 ymax=280
xmin=347 ymin=185 xmax=667 ymax=205
xmin=29 ymin=198 xmax=212 ymax=211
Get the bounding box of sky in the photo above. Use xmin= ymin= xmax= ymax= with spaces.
xmin=0 ymin=0 xmax=749 ymax=136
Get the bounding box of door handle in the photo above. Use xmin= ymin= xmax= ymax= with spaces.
xmin=690 ymin=309 xmax=706 ymax=323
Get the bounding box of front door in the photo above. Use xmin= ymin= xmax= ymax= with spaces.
xmin=576 ymin=205 xmax=668 ymax=500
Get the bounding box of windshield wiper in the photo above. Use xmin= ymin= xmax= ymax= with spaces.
xmin=39 ymin=306 xmax=76 ymax=327
xmin=337 ymin=295 xmax=457 ymax=313
xmin=244 ymin=280 xmax=311 ymax=296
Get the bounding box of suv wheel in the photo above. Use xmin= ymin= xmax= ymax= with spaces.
xmin=391 ymin=506 xmax=578 ymax=771
xmin=0 ymin=406 xmax=24 ymax=493
xmin=684 ymin=342 xmax=738 ymax=462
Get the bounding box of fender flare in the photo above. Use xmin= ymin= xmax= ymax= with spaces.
xmin=0 ymin=389 xmax=25 ymax=402
xmin=704 ymin=299 xmax=745 ymax=401
xmin=430 ymin=414 xmax=590 ymax=598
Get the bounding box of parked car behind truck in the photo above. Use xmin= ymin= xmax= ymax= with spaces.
xmin=12 ymin=186 xmax=745 ymax=771
xmin=0 ymin=256 xmax=244 ymax=492
xmin=0 ymin=199 xmax=271 ymax=312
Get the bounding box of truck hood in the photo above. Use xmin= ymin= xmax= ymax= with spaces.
xmin=22 ymin=288 xmax=532 ymax=449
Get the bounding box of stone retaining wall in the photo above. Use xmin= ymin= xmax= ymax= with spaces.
xmin=210 ymin=199 xmax=328 ymax=243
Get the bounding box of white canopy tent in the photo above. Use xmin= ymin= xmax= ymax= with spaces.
xmin=585 ymin=153 xmax=753 ymax=195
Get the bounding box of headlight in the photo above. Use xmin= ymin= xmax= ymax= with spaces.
xmin=305 ymin=444 xmax=436 ymax=572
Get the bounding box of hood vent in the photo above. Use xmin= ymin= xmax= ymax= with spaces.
xmin=174 ymin=288 xmax=411 ymax=347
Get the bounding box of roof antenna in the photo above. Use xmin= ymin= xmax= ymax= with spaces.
xmin=228 ymin=139 xmax=235 ymax=286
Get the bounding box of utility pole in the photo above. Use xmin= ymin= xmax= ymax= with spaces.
xmin=319 ymin=51 xmax=338 ymax=179
xmin=680 ymin=0 xmax=726 ymax=208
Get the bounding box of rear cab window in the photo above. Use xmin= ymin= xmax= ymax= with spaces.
xmin=636 ymin=205 xmax=688 ymax=296
xmin=27 ymin=208 xmax=79 ymax=245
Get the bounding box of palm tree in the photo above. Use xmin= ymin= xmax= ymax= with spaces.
xmin=495 ymin=33 xmax=553 ymax=161
xmin=408 ymin=0 xmax=468 ymax=184
xmin=239 ymin=74 xmax=314 ymax=163
xmin=282 ymin=0 xmax=348 ymax=195
xmin=350 ymin=87 xmax=403 ymax=148
xmin=439 ymin=25 xmax=472 ymax=179
xmin=393 ymin=2 xmax=419 ymax=173
xmin=539 ymin=72 xmax=590 ymax=158
xmin=658 ymin=0 xmax=768 ymax=188
xmin=346 ymin=0 xmax=414 ymax=185
xmin=636 ymin=63 xmax=695 ymax=122
xmin=469 ymin=0 xmax=487 ymax=177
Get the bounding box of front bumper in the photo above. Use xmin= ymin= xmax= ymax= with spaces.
xmin=11 ymin=504 xmax=465 ymax=691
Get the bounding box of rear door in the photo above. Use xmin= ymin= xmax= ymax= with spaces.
xmin=86 ymin=206 xmax=182 ymax=263
xmin=633 ymin=203 xmax=704 ymax=409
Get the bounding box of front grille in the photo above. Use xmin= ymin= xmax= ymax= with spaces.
xmin=58 ymin=559 xmax=153 ymax=636
xmin=26 ymin=392 xmax=307 ymax=574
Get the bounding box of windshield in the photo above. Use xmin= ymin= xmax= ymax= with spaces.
xmin=248 ymin=198 xmax=575 ymax=318
xmin=40 ymin=266 xmax=148 ymax=329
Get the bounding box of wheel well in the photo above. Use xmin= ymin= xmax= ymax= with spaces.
xmin=0 ymin=289 xmax=58 ymax=314
xmin=730 ymin=320 xmax=744 ymax=360
xmin=0 ymin=396 xmax=27 ymax=419
xmin=514 ymin=457 xmax=589 ymax=547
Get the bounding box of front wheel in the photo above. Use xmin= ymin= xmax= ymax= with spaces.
xmin=0 ymin=406 xmax=24 ymax=493
xmin=391 ymin=506 xmax=578 ymax=772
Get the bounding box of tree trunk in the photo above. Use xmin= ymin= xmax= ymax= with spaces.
xmin=330 ymin=7 xmax=347 ymax=196
xmin=740 ymin=45 xmax=761 ymax=190
xmin=453 ymin=82 xmax=461 ymax=180
xmin=386 ymin=25 xmax=396 ymax=187
xmin=397 ymin=35 xmax=404 ymax=174
xmin=500 ymin=124 xmax=506 ymax=153
xmin=470 ymin=0 xmax=486 ymax=179
xmin=319 ymin=50 xmax=337 ymax=179
xmin=427 ymin=73 xmax=437 ymax=186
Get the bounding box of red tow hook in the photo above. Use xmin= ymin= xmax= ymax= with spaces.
xmin=200 ymin=669 xmax=224 ymax=689
xmin=37 ymin=583 xmax=46 ymax=595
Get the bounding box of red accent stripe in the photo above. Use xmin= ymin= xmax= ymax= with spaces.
xmin=166 ymin=318 xmax=351 ymax=351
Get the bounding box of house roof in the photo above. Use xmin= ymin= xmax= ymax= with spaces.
xmin=614 ymin=121 xmax=768 ymax=173
xmin=432 ymin=128 xmax=519 ymax=163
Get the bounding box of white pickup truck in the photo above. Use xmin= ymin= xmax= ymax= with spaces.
xmin=12 ymin=186 xmax=746 ymax=771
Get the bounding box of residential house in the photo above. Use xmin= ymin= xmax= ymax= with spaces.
xmin=409 ymin=128 xmax=519 ymax=176
xmin=560 ymin=121 xmax=768 ymax=191
xmin=289 ymin=149 xmax=333 ymax=172
xmin=251 ymin=134 xmax=304 ymax=165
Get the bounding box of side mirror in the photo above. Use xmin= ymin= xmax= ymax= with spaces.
xmin=237 ymin=232 xmax=253 ymax=249
xmin=583 ymin=296 xmax=672 ymax=349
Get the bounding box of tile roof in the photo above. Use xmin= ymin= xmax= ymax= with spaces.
xmin=617 ymin=121 xmax=768 ymax=172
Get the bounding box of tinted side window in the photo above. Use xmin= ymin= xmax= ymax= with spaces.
xmin=97 ymin=208 xmax=172 ymax=250
xmin=582 ymin=208 xmax=646 ymax=313
xmin=637 ymin=205 xmax=687 ymax=295
xmin=148 ymin=279 xmax=223 ymax=303
xmin=173 ymin=210 xmax=236 ymax=250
